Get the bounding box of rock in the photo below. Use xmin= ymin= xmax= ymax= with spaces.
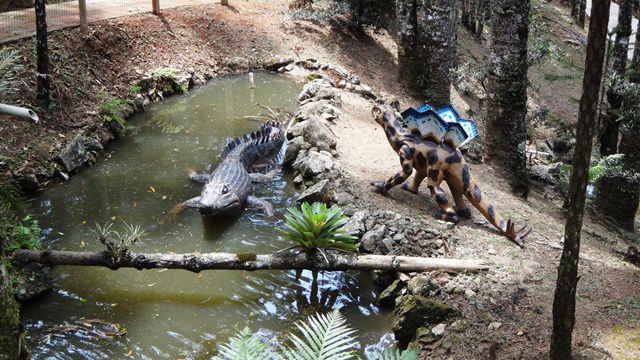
xmin=303 ymin=118 xmax=336 ymax=151
xmin=349 ymin=75 xmax=361 ymax=85
xmin=283 ymin=136 xmax=305 ymax=169
xmin=324 ymin=64 xmax=349 ymax=81
xmin=354 ymin=84 xmax=375 ymax=99
xmin=284 ymin=63 xmax=295 ymax=72
xmin=15 ymin=174 xmax=39 ymax=193
xmin=378 ymin=279 xmax=406 ymax=309
xmin=287 ymin=122 xmax=306 ymax=140
xmin=14 ymin=262 xmax=52 ymax=302
xmin=227 ymin=56 xmax=249 ymax=70
xmin=343 ymin=210 xmax=370 ymax=237
xmin=263 ymin=56 xmax=295 ymax=71
xmin=379 ymin=238 xmax=396 ymax=254
xmin=296 ymin=179 xmax=330 ymax=203
xmin=488 ymin=322 xmax=502 ymax=330
xmin=432 ymin=323 xmax=446 ymax=336
xmin=293 ymin=174 xmax=304 ymax=186
xmin=464 ymin=289 xmax=477 ymax=298
xmin=529 ymin=164 xmax=556 ymax=185
xmin=407 ymin=275 xmax=435 ymax=296
xmin=297 ymin=79 xmax=333 ymax=102
xmin=332 ymin=191 xmax=354 ymax=206
xmin=336 ymin=80 xmax=347 ymax=89
xmin=58 ymin=171 xmax=69 ymax=181
xmin=292 ymin=150 xmax=334 ymax=179
xmin=377 ymin=93 xmax=400 ymax=110
xmin=295 ymin=100 xmax=340 ymax=122
xmin=393 ymin=295 xmax=457 ymax=347
xmin=57 ymin=134 xmax=90 ymax=173
xmin=450 ymin=320 xmax=470 ymax=332
xmin=360 ymin=224 xmax=386 ymax=253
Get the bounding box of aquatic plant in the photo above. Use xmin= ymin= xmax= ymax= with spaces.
xmin=280 ymin=202 xmax=357 ymax=252
xmin=214 ymin=310 xmax=418 ymax=360
xmin=92 ymin=221 xmax=145 ymax=261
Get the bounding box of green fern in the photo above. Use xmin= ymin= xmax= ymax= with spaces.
xmin=214 ymin=327 xmax=279 ymax=360
xmin=0 ymin=180 xmax=26 ymax=234
xmin=282 ymin=310 xmax=358 ymax=360
xmin=380 ymin=348 xmax=419 ymax=360
xmin=0 ymin=49 xmax=22 ymax=96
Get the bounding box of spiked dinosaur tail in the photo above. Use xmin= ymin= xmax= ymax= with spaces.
xmin=460 ymin=171 xmax=532 ymax=247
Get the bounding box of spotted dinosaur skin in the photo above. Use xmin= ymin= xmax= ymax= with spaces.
xmin=370 ymin=105 xmax=531 ymax=247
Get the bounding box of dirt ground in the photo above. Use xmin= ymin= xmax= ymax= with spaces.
xmin=1 ymin=0 xmax=639 ymax=358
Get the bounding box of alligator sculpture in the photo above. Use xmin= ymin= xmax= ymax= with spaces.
xmin=180 ymin=121 xmax=285 ymax=217
xmin=370 ymin=105 xmax=531 ymax=247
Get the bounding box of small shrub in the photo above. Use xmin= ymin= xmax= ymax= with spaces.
xmin=5 ymin=216 xmax=41 ymax=252
xmin=129 ymin=84 xmax=141 ymax=95
xmin=280 ymin=202 xmax=357 ymax=251
xmin=100 ymin=97 xmax=127 ymax=132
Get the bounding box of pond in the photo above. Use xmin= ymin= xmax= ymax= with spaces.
xmin=22 ymin=72 xmax=394 ymax=359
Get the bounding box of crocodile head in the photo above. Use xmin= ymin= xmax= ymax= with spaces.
xmin=198 ymin=181 xmax=242 ymax=216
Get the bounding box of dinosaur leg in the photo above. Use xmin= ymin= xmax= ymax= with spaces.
xmin=247 ymin=196 xmax=275 ymax=217
xmin=426 ymin=171 xmax=459 ymax=223
xmin=371 ymin=145 xmax=414 ymax=194
xmin=402 ymin=171 xmax=426 ymax=194
xmin=450 ymin=185 xmax=472 ymax=219
xmin=189 ymin=172 xmax=209 ymax=184
xmin=249 ymin=169 xmax=278 ymax=183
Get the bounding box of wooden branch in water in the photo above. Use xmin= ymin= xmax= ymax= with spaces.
xmin=13 ymin=250 xmax=489 ymax=273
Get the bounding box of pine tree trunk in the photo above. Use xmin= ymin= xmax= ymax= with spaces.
xmin=468 ymin=0 xmax=477 ymax=34
xmin=415 ymin=0 xmax=459 ymax=107
xmin=484 ymin=0 xmax=530 ymax=198
xmin=35 ymin=0 xmax=50 ymax=107
xmin=550 ymin=0 xmax=611 ymax=358
xmin=396 ymin=0 xmax=420 ymax=93
xmin=630 ymin=24 xmax=640 ymax=83
xmin=571 ymin=0 xmax=579 ymax=21
xmin=0 ymin=242 xmax=28 ymax=359
xmin=578 ymin=0 xmax=586 ymax=28
xmin=600 ymin=0 xmax=634 ymax=156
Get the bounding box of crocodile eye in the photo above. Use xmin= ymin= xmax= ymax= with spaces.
xmin=222 ymin=185 xmax=228 ymax=194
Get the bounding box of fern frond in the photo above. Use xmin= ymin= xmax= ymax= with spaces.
xmin=0 ymin=49 xmax=22 ymax=96
xmin=214 ymin=327 xmax=279 ymax=360
xmin=283 ymin=310 xmax=358 ymax=360
xmin=379 ymin=348 xmax=419 ymax=360
xmin=0 ymin=180 xmax=25 ymax=230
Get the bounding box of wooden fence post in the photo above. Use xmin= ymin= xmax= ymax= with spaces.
xmin=79 ymin=0 xmax=87 ymax=34
xmin=152 ymin=0 xmax=160 ymax=15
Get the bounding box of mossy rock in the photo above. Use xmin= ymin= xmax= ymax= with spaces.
xmin=378 ymin=279 xmax=405 ymax=309
xmin=392 ymin=295 xmax=458 ymax=348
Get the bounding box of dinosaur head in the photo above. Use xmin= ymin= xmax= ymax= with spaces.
xmin=198 ymin=181 xmax=242 ymax=216
xmin=371 ymin=104 xmax=395 ymax=127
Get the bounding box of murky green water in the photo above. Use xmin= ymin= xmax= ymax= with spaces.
xmin=22 ymin=73 xmax=393 ymax=359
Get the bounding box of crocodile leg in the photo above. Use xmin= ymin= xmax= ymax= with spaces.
xmin=189 ymin=172 xmax=209 ymax=184
xmin=247 ymin=196 xmax=275 ymax=217
xmin=371 ymin=145 xmax=414 ymax=194
xmin=183 ymin=196 xmax=202 ymax=208
xmin=249 ymin=169 xmax=278 ymax=183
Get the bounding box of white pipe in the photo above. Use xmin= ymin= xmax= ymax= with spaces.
xmin=0 ymin=104 xmax=39 ymax=123
xmin=249 ymin=72 xmax=256 ymax=89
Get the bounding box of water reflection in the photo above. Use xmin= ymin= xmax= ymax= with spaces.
xmin=22 ymin=73 xmax=393 ymax=359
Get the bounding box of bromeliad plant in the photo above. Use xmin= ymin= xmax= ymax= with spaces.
xmin=280 ymin=202 xmax=357 ymax=255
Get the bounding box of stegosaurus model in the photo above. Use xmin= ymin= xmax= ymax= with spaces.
xmin=370 ymin=105 xmax=531 ymax=247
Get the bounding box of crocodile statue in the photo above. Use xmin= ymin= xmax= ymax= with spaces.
xmin=181 ymin=121 xmax=285 ymax=217
xmin=370 ymin=105 xmax=531 ymax=247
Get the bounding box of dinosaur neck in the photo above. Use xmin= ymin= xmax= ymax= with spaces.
xmin=382 ymin=121 xmax=405 ymax=151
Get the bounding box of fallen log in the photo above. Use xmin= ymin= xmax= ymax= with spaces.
xmin=13 ymin=249 xmax=489 ymax=273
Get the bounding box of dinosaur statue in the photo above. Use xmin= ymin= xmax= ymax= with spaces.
xmin=370 ymin=105 xmax=531 ymax=247
xmin=180 ymin=121 xmax=285 ymax=217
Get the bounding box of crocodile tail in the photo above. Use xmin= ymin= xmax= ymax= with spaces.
xmin=219 ymin=121 xmax=285 ymax=162
xmin=458 ymin=167 xmax=529 ymax=246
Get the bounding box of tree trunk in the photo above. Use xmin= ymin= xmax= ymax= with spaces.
xmin=0 ymin=242 xmax=27 ymax=359
xmin=415 ymin=0 xmax=459 ymax=107
xmin=550 ymin=0 xmax=610 ymax=358
xmin=571 ymin=0 xmax=579 ymax=22
xmin=578 ymin=0 xmax=586 ymax=28
xmin=13 ymin=249 xmax=490 ymax=272
xmin=630 ymin=22 xmax=640 ymax=83
xmin=594 ymin=173 xmax=640 ymax=230
xmin=476 ymin=0 xmax=486 ymax=37
xmin=600 ymin=0 xmax=634 ymax=156
xmin=461 ymin=0 xmax=469 ymax=30
xmin=484 ymin=0 xmax=530 ymax=198
xmin=396 ymin=0 xmax=420 ymax=93
xmin=468 ymin=0 xmax=477 ymax=34
xmin=35 ymin=0 xmax=50 ymax=107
